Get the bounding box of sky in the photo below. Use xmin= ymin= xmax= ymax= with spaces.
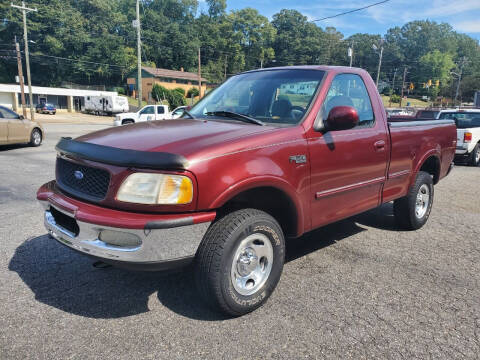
xmin=203 ymin=0 xmax=480 ymax=40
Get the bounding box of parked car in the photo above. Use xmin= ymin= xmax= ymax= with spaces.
xmin=168 ymin=106 xmax=188 ymax=119
xmin=113 ymin=104 xmax=169 ymax=126
xmin=437 ymin=109 xmax=480 ymax=166
xmin=0 ymin=105 xmax=44 ymax=146
xmin=35 ymin=103 xmax=56 ymax=115
xmin=38 ymin=66 xmax=456 ymax=316
xmin=84 ymin=95 xmax=129 ymax=115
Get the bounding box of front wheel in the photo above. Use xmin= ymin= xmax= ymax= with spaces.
xmin=29 ymin=128 xmax=42 ymax=147
xmin=195 ymin=209 xmax=285 ymax=316
xmin=393 ymin=171 xmax=433 ymax=230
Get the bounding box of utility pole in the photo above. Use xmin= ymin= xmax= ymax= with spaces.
xmin=135 ymin=0 xmax=142 ymax=108
xmin=14 ymin=36 xmax=27 ymax=118
xmin=454 ymin=56 xmax=467 ymax=106
xmin=11 ymin=1 xmax=36 ymax=120
xmin=388 ymin=68 xmax=397 ymax=108
xmin=224 ymin=55 xmax=228 ymax=80
xmin=399 ymin=67 xmax=408 ymax=108
xmin=198 ymin=47 xmax=202 ymax=98
xmin=348 ymin=41 xmax=354 ymax=67
xmin=373 ymin=41 xmax=384 ymax=88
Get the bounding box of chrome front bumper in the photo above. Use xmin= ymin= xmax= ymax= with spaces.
xmin=42 ymin=204 xmax=211 ymax=269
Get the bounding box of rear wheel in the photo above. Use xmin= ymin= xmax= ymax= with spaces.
xmin=195 ymin=209 xmax=285 ymax=316
xmin=29 ymin=128 xmax=42 ymax=147
xmin=470 ymin=144 xmax=480 ymax=166
xmin=394 ymin=171 xmax=433 ymax=230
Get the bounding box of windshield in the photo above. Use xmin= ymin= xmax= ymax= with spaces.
xmin=438 ymin=112 xmax=480 ymax=129
xmin=188 ymin=69 xmax=325 ymax=126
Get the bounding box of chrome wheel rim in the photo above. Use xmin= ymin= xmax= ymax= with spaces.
xmin=33 ymin=131 xmax=41 ymax=145
xmin=230 ymin=233 xmax=273 ymax=296
xmin=415 ymin=184 xmax=430 ymax=219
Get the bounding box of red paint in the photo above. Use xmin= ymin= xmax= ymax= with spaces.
xmin=38 ymin=66 xmax=456 ymax=237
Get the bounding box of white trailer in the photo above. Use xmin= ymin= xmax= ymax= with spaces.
xmin=84 ymin=94 xmax=129 ymax=115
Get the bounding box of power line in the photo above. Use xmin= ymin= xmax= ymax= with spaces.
xmin=311 ymin=0 xmax=392 ymax=22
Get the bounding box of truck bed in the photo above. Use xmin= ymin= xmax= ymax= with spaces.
xmin=383 ymin=119 xmax=456 ymax=203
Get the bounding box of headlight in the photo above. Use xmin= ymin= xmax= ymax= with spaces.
xmin=117 ymin=173 xmax=193 ymax=205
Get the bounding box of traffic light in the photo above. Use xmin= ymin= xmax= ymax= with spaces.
xmin=435 ymin=80 xmax=440 ymax=87
xmin=409 ymin=82 xmax=414 ymax=90
xmin=422 ymin=83 xmax=426 ymax=88
xmin=427 ymin=79 xmax=432 ymax=87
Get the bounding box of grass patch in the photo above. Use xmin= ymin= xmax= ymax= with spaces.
xmin=381 ymin=95 xmax=429 ymax=108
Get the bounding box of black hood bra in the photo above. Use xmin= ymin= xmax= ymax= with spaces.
xmin=55 ymin=137 xmax=188 ymax=170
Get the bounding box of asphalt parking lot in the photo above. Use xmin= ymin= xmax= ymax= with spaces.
xmin=1 ymin=123 xmax=479 ymax=359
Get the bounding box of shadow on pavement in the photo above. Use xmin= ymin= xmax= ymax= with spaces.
xmin=9 ymin=206 xmax=396 ymax=320
xmin=0 ymin=143 xmax=31 ymax=151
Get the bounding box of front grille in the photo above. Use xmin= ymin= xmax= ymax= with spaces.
xmin=56 ymin=157 xmax=110 ymax=201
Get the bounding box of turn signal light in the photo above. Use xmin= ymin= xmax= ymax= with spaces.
xmin=464 ymin=132 xmax=472 ymax=142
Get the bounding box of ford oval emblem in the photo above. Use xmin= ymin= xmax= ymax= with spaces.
xmin=74 ymin=170 xmax=84 ymax=180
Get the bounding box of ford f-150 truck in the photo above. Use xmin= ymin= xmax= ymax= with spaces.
xmin=37 ymin=66 xmax=456 ymax=316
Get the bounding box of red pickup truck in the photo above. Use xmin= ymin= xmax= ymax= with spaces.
xmin=37 ymin=66 xmax=456 ymax=316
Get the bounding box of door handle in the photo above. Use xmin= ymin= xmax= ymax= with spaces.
xmin=374 ymin=140 xmax=385 ymax=151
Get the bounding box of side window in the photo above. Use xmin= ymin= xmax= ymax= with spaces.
xmin=157 ymin=106 xmax=165 ymax=114
xmin=323 ymin=73 xmax=375 ymax=128
xmin=140 ymin=106 xmax=155 ymax=115
xmin=0 ymin=107 xmax=19 ymax=119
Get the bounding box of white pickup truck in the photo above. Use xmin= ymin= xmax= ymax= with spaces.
xmin=437 ymin=109 xmax=480 ymax=166
xmin=113 ymin=105 xmax=169 ymax=126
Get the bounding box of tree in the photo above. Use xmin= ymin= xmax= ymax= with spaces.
xmin=419 ymin=50 xmax=455 ymax=99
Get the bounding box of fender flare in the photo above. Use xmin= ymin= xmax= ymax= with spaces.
xmin=209 ymin=175 xmax=305 ymax=237
xmin=410 ymin=148 xmax=441 ymax=187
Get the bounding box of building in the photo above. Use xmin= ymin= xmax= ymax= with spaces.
xmin=127 ymin=66 xmax=208 ymax=101
xmin=0 ymin=84 xmax=118 ymax=112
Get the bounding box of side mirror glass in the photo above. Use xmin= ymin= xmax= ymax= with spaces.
xmin=146 ymin=115 xmax=153 ymax=121
xmin=325 ymin=106 xmax=359 ymax=131
xmin=18 ymin=115 xmax=24 ymax=120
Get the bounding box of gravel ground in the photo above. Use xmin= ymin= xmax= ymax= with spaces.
xmin=0 ymin=123 xmax=479 ymax=359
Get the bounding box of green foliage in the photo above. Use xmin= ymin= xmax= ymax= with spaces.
xmin=390 ymin=94 xmax=401 ymax=104
xmin=187 ymin=87 xmax=200 ymax=98
xmin=152 ymin=84 xmax=185 ymax=109
xmin=151 ymin=84 xmax=169 ymax=102
xmin=116 ymin=87 xmax=126 ymax=95
xmin=0 ymin=2 xmax=479 ymax=101
xmin=172 ymin=87 xmax=186 ymax=96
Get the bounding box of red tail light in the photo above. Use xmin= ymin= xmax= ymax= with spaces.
xmin=464 ymin=132 xmax=472 ymax=142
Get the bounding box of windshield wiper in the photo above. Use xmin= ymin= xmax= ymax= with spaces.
xmin=205 ymin=111 xmax=264 ymax=126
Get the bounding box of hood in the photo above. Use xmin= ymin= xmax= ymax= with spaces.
xmin=76 ymin=119 xmax=276 ymax=161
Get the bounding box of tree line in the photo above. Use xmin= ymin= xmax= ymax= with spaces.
xmin=0 ymin=0 xmax=479 ymax=102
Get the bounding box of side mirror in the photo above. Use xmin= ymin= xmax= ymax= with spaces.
xmin=146 ymin=115 xmax=153 ymax=121
xmin=18 ymin=115 xmax=25 ymax=120
xmin=325 ymin=106 xmax=359 ymax=131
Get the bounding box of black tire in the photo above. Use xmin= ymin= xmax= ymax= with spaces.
xmin=195 ymin=209 xmax=285 ymax=316
xmin=470 ymin=144 xmax=480 ymax=166
xmin=122 ymin=119 xmax=134 ymax=125
xmin=29 ymin=128 xmax=42 ymax=147
xmin=393 ymin=171 xmax=433 ymax=230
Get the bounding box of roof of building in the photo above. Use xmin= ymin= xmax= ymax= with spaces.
xmin=0 ymin=84 xmax=117 ymax=97
xmin=141 ymin=66 xmax=208 ymax=82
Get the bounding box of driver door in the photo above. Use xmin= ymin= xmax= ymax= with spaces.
xmin=138 ymin=106 xmax=155 ymax=122
xmin=307 ymin=73 xmax=388 ymax=229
